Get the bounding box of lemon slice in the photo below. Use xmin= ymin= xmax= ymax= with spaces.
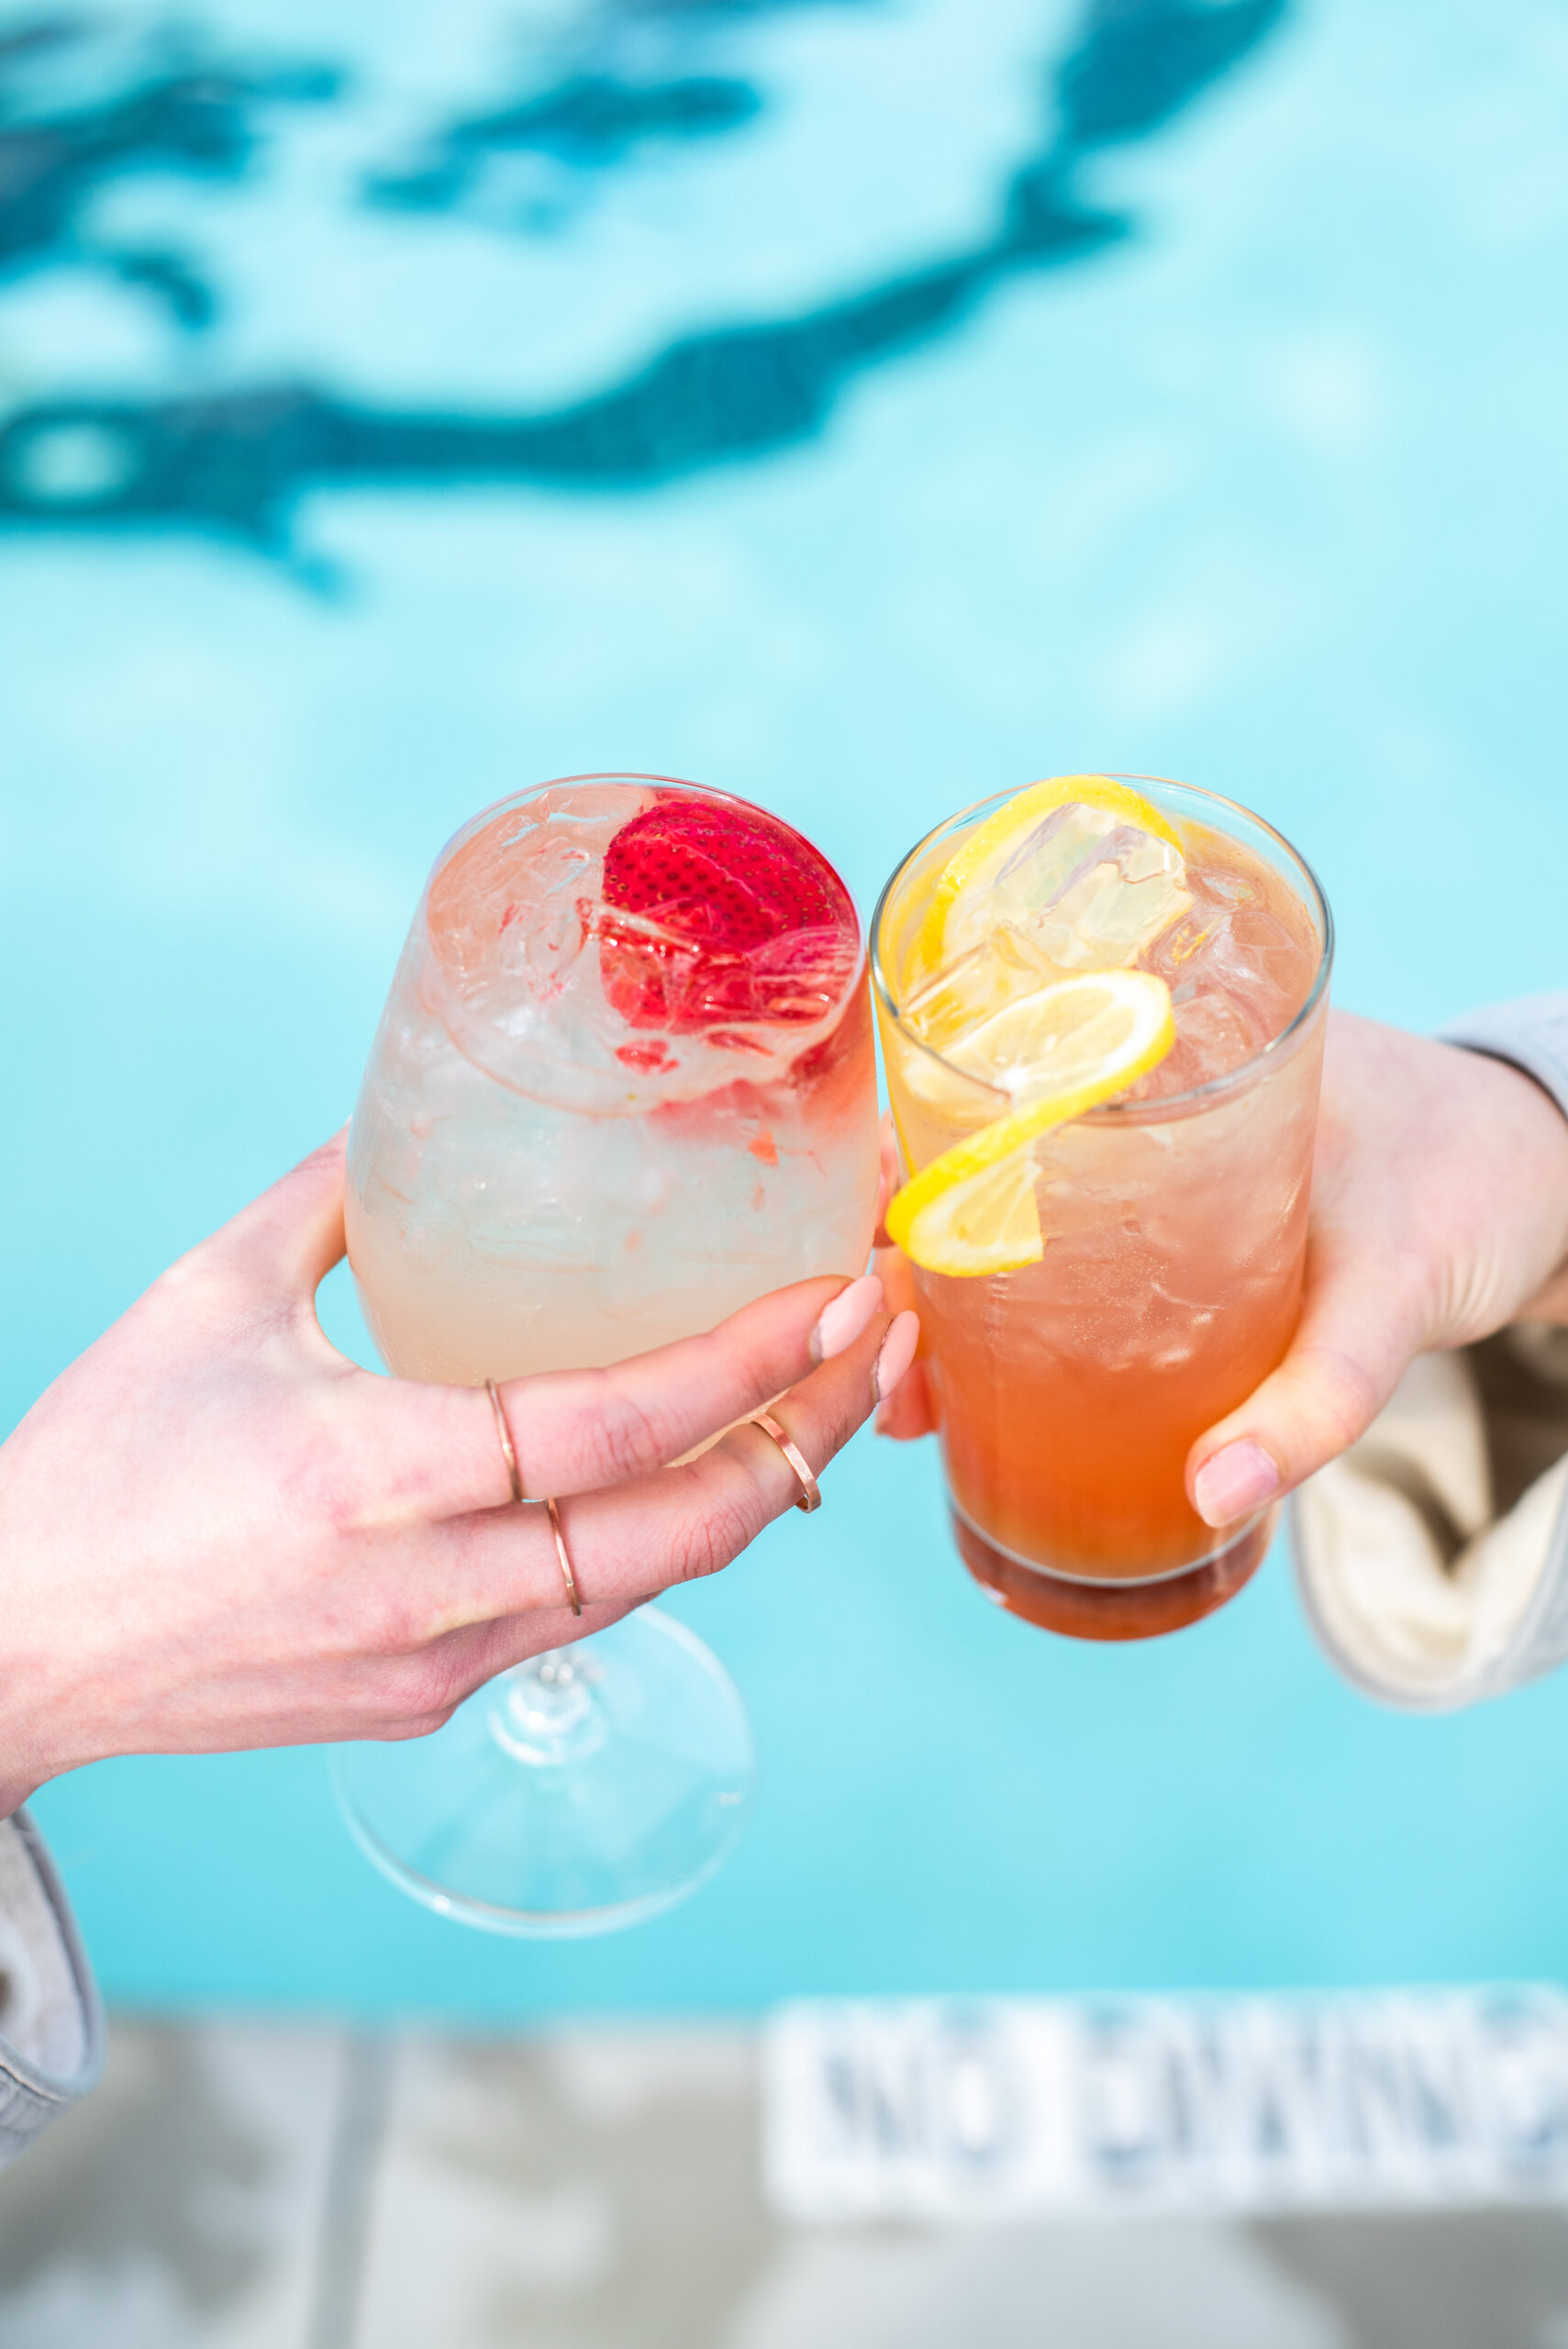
xmin=909 ymin=774 xmax=1184 ymax=983
xmin=885 ymin=970 xmax=1175 ymax=1275
xmin=897 ymin=1148 xmax=1047 ymax=1278
xmin=943 ymin=980 xmax=1122 ymax=1093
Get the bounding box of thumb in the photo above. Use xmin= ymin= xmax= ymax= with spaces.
xmin=1184 ymin=1247 xmax=1429 ymax=1530
xmin=210 ymin=1129 xmax=350 ymax=1299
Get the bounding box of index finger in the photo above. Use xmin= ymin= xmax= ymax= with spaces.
xmin=1184 ymin=1233 xmax=1430 ymax=1527
xmin=369 ymin=1271 xmax=884 ymax=1523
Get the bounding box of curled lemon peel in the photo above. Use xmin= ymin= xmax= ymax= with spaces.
xmin=885 ymin=969 xmax=1176 ymax=1276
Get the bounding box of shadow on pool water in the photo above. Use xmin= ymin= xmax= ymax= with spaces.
xmin=0 ymin=1 xmax=1286 ymax=562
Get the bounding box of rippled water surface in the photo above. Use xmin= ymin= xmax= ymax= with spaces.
xmin=6 ymin=0 xmax=1568 ymax=2013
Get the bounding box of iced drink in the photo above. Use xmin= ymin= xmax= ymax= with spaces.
xmin=873 ymin=776 xmax=1330 ymax=1641
xmin=336 ymin=774 xmax=879 ymax=1940
xmin=349 ymin=775 xmax=880 ymax=1386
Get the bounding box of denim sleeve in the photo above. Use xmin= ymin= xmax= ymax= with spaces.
xmin=1441 ymin=991 xmax=1568 ymax=1123
xmin=0 ymin=1810 xmax=105 ymax=2165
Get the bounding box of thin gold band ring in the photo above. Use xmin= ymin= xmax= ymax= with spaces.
xmin=545 ymin=1494 xmax=584 ymax=1617
xmin=751 ymin=1410 xmax=822 ymax=1513
xmin=484 ymin=1378 xmax=582 ymax=1615
xmin=484 ymin=1378 xmax=523 ymax=1504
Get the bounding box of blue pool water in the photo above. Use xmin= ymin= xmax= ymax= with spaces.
xmin=5 ymin=0 xmax=1568 ymax=2018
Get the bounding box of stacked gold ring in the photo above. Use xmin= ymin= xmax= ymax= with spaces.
xmin=485 ymin=1379 xmax=583 ymax=1616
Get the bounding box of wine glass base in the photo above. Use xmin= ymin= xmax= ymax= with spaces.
xmin=330 ymin=1608 xmax=752 ymax=1937
xmin=951 ymin=1506 xmax=1275 ymax=1641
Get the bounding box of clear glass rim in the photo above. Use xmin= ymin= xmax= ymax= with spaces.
xmin=424 ymin=769 xmax=869 ymax=1008
xmin=870 ymin=774 xmax=1334 ymax=1122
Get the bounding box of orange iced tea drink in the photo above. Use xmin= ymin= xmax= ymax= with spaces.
xmin=873 ymin=776 xmax=1330 ymax=1641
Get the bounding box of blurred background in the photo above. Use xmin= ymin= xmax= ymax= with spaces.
xmin=2 ymin=0 xmax=1568 ymax=2339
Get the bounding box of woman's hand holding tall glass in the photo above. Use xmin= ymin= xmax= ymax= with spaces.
xmin=876 ymin=1012 xmax=1568 ymax=1514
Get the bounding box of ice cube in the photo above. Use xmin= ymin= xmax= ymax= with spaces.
xmin=428 ymin=782 xmax=651 ymax=1005
xmin=1140 ymin=887 xmax=1311 ymax=1095
xmin=945 ymin=803 xmax=1191 ymax=974
xmin=904 ymin=920 xmax=1060 ymax=1052
xmin=1133 ymin=991 xmax=1261 ymax=1098
xmin=1150 ymin=900 xmax=1298 ymax=1010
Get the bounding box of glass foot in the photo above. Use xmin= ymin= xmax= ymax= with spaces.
xmin=952 ymin=1505 xmax=1276 ymax=1641
xmin=330 ymin=1608 xmax=752 ymax=1937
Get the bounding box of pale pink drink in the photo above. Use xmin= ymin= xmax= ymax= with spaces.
xmin=348 ymin=776 xmax=879 ymax=1387
xmin=337 ymin=774 xmax=879 ymax=1935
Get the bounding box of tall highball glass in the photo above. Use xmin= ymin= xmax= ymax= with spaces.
xmin=873 ymin=777 xmax=1331 ymax=1642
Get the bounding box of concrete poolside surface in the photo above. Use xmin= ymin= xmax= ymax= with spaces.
xmin=3 ymin=2018 xmax=1568 ymax=2346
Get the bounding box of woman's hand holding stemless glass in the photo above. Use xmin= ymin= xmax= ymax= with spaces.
xmin=0 ymin=1131 xmax=911 ymax=1823
xmin=337 ymin=774 xmax=891 ymax=1932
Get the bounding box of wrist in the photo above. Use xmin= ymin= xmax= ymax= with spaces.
xmin=0 ymin=1637 xmax=86 ymax=1819
xmin=1441 ymin=992 xmax=1568 ymax=1134
xmin=1445 ymin=1041 xmax=1568 ymax=1329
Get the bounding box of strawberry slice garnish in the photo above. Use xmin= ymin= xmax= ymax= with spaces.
xmin=599 ymin=796 xmax=856 ymax=1032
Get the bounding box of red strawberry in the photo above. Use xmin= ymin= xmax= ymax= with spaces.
xmin=599 ymin=796 xmax=857 ymax=1032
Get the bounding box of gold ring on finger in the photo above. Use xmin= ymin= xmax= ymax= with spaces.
xmin=750 ymin=1410 xmax=822 ymax=1513
xmin=484 ymin=1377 xmax=524 ymax=1505
xmin=545 ymin=1495 xmax=583 ymax=1616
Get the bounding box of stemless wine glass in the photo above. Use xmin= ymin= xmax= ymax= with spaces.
xmin=332 ymin=774 xmax=880 ymax=1934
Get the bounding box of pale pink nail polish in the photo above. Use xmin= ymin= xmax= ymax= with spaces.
xmin=1193 ymin=1440 xmax=1280 ymax=1529
xmin=873 ymin=1310 xmax=920 ymax=1404
xmin=811 ymin=1274 xmax=884 ymax=1364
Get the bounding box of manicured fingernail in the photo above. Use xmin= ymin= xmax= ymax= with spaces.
xmin=811 ymin=1275 xmax=884 ymax=1364
xmin=1193 ymin=1440 xmax=1281 ymax=1529
xmin=873 ymin=1309 xmax=920 ymax=1404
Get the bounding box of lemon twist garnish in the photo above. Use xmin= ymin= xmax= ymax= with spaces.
xmin=908 ymin=774 xmax=1184 ymax=985
xmin=885 ymin=970 xmax=1176 ymax=1276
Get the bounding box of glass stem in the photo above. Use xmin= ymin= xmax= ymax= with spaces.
xmin=487 ymin=1648 xmax=606 ymax=1767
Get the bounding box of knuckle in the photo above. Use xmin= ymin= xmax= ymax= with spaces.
xmin=283 ymin=1398 xmax=439 ymax=1539
xmin=378 ymin=1646 xmax=471 ymax=1723
xmin=736 ymin=1317 xmax=800 ymax=1397
xmin=264 ymin=1393 xmax=377 ymax=1535
xmin=371 ymin=1448 xmax=448 ymax=1526
xmin=816 ymin=1391 xmax=862 ymax=1464
xmin=666 ymin=1480 xmax=755 ymax=1584
xmin=586 ymin=1386 xmax=668 ymax=1484
xmin=687 ymin=1324 xmax=780 ymax=1420
xmin=358 ymin=1596 xmax=426 ymax=1660
xmin=286 ymin=1454 xmax=370 ymax=1542
xmin=1290 ymin=1346 xmax=1382 ymax=1458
